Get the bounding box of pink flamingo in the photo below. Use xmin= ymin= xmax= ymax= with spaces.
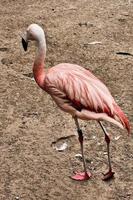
xmin=22 ymin=24 xmax=130 ymax=181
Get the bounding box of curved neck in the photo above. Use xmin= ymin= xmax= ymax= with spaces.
xmin=33 ymin=38 xmax=46 ymax=88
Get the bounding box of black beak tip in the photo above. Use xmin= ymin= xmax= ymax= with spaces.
xmin=22 ymin=38 xmax=28 ymax=51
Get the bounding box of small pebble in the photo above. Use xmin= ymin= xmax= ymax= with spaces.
xmin=114 ymin=136 xmax=121 ymax=140
xmin=75 ymin=153 xmax=82 ymax=159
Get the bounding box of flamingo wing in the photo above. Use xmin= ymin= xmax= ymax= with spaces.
xmin=45 ymin=63 xmax=130 ymax=133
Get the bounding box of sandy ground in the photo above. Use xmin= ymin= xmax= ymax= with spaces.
xmin=0 ymin=0 xmax=133 ymax=199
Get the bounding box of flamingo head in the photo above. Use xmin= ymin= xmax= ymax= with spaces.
xmin=22 ymin=24 xmax=45 ymax=51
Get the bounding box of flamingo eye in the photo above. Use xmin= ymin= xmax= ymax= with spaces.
xmin=28 ymin=31 xmax=34 ymax=40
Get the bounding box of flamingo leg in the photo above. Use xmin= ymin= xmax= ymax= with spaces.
xmin=98 ymin=121 xmax=115 ymax=181
xmin=71 ymin=117 xmax=91 ymax=181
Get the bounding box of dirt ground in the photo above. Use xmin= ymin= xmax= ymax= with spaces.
xmin=0 ymin=0 xmax=133 ymax=199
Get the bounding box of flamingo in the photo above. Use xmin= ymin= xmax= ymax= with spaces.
xmin=21 ymin=24 xmax=130 ymax=181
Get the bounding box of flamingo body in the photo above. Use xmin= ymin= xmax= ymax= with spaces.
xmin=43 ymin=63 xmax=129 ymax=132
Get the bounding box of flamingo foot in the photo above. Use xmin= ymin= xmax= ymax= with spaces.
xmin=71 ymin=171 xmax=91 ymax=181
xmin=102 ymin=170 xmax=115 ymax=181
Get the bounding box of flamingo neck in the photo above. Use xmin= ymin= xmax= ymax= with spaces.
xmin=33 ymin=39 xmax=46 ymax=89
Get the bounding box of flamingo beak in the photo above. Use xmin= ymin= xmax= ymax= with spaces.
xmin=22 ymin=37 xmax=28 ymax=51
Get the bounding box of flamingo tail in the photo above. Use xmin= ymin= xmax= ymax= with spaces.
xmin=114 ymin=104 xmax=130 ymax=134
